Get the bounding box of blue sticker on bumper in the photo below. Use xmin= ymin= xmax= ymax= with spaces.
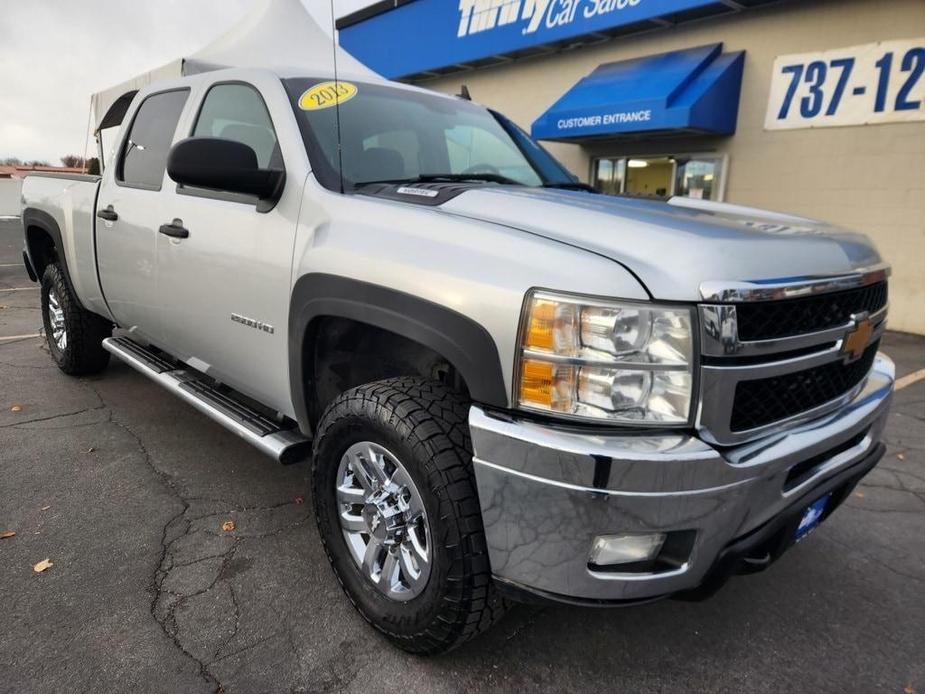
xmin=795 ymin=494 xmax=832 ymax=542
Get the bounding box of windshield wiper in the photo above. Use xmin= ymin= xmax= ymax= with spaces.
xmin=418 ymin=173 xmax=524 ymax=185
xmin=355 ymin=173 xmax=524 ymax=187
xmin=542 ymin=181 xmax=598 ymax=193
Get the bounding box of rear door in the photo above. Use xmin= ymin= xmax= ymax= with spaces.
xmin=95 ymin=89 xmax=189 ymax=343
xmin=154 ymin=80 xmax=298 ymax=413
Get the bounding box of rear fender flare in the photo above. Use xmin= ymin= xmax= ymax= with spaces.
xmin=22 ymin=207 xmax=83 ymax=307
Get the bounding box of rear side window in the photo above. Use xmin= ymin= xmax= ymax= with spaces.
xmin=193 ymin=84 xmax=280 ymax=168
xmin=118 ymin=90 xmax=189 ymax=190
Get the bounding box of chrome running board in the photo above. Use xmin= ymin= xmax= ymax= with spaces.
xmin=102 ymin=336 xmax=311 ymax=464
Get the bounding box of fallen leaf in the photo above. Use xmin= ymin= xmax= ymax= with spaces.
xmin=904 ymin=685 xmax=915 ymax=694
xmin=294 ymin=496 xmax=305 ymax=505
xmin=33 ymin=559 xmax=53 ymax=573
xmin=10 ymin=405 xmax=22 ymax=413
xmin=1 ymin=531 xmax=15 ymax=539
xmin=87 ymin=447 xmax=96 ymax=453
xmin=40 ymin=505 xmax=50 ymax=511
xmin=897 ymin=453 xmax=905 ymax=461
xmin=222 ymin=520 xmax=235 ymax=532
xmin=854 ymin=491 xmax=865 ymax=499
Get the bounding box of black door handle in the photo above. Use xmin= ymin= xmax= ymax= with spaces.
xmin=97 ymin=205 xmax=118 ymax=222
xmin=159 ymin=219 xmax=189 ymax=239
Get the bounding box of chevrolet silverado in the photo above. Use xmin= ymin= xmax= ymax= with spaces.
xmin=20 ymin=66 xmax=893 ymax=654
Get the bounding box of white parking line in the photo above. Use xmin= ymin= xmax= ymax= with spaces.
xmin=0 ymin=333 xmax=41 ymax=343
xmin=0 ymin=263 xmax=24 ymax=267
xmin=0 ymin=287 xmax=38 ymax=292
xmin=896 ymin=367 xmax=925 ymax=391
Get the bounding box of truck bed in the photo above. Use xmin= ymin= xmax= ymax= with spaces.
xmin=21 ymin=172 xmax=111 ymax=320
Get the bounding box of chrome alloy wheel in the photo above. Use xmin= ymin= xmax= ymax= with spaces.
xmin=336 ymin=441 xmax=432 ymax=602
xmin=47 ymin=288 xmax=67 ymax=351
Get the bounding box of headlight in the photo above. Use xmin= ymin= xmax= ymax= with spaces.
xmin=516 ymin=291 xmax=695 ymax=424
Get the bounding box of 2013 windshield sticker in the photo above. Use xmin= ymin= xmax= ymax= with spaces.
xmin=299 ymin=81 xmax=358 ymax=110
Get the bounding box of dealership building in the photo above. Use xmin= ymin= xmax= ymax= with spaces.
xmin=338 ymin=0 xmax=925 ymax=335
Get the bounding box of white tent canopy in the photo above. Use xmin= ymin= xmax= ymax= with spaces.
xmin=91 ymin=0 xmax=378 ymax=132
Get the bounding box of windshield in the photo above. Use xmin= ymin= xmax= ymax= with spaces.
xmin=283 ymin=78 xmax=577 ymax=192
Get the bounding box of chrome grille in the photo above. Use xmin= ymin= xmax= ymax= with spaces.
xmin=730 ymin=340 xmax=879 ymax=432
xmin=697 ymin=267 xmax=888 ymax=445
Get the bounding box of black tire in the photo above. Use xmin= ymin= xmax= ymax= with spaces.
xmin=312 ymin=377 xmax=507 ymax=654
xmin=40 ymin=262 xmax=112 ymax=375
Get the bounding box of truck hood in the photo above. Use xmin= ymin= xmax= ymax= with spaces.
xmin=439 ymin=187 xmax=883 ymax=301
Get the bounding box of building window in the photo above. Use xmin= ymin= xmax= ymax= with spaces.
xmin=593 ymin=158 xmax=625 ymax=196
xmin=675 ymin=157 xmax=721 ymax=200
xmin=591 ymin=154 xmax=726 ymax=201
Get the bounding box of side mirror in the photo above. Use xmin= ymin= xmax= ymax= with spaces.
xmin=167 ymin=137 xmax=284 ymax=202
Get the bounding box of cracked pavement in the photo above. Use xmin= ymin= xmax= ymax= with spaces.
xmin=1 ymin=219 xmax=923 ymax=693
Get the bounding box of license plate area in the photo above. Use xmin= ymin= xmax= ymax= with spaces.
xmin=794 ymin=494 xmax=832 ymax=542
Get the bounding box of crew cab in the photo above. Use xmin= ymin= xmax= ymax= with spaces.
xmin=21 ymin=64 xmax=893 ymax=654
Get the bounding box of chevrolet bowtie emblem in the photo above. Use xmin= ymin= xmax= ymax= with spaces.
xmin=841 ymin=316 xmax=873 ymax=362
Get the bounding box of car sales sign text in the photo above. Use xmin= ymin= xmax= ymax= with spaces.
xmin=766 ymin=39 xmax=925 ymax=131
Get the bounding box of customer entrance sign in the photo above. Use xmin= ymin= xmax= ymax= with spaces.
xmin=531 ymin=44 xmax=745 ymax=140
xmin=765 ymin=38 xmax=925 ymax=130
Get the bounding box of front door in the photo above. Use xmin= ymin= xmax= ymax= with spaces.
xmin=154 ymin=82 xmax=297 ymax=413
xmin=96 ymin=89 xmax=190 ymax=344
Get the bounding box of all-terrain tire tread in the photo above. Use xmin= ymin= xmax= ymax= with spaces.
xmin=41 ymin=263 xmax=111 ymax=375
xmin=312 ymin=377 xmax=507 ymax=655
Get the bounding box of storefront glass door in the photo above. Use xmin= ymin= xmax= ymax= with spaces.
xmin=593 ymin=158 xmax=625 ymax=195
xmin=625 ymin=157 xmax=674 ymax=197
xmin=592 ymin=154 xmax=726 ymax=201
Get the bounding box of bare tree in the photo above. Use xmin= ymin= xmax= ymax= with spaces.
xmin=1 ymin=157 xmax=23 ymax=166
xmin=61 ymin=155 xmax=87 ymax=169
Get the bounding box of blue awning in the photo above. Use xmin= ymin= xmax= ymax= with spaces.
xmin=531 ymin=44 xmax=745 ymax=142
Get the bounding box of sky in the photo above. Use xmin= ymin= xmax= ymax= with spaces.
xmin=0 ymin=0 xmax=372 ymax=164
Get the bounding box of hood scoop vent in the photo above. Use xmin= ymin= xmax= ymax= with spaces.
xmin=356 ymin=181 xmax=495 ymax=207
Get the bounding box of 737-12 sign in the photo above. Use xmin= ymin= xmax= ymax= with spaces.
xmin=765 ymin=38 xmax=925 ymax=130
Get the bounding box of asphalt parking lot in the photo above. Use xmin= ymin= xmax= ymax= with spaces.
xmin=1 ymin=217 xmax=923 ymax=694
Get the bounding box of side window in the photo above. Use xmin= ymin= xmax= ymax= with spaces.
xmin=118 ymin=90 xmax=189 ymax=189
xmin=193 ymin=84 xmax=279 ymax=168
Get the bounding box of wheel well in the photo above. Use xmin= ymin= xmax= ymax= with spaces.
xmin=306 ymin=317 xmax=470 ymax=427
xmin=25 ymin=225 xmax=57 ymax=279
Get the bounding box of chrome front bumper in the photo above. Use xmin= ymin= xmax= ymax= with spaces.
xmin=470 ymin=353 xmax=894 ymax=603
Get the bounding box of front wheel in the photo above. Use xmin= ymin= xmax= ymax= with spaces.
xmin=40 ymin=262 xmax=112 ymax=375
xmin=311 ymin=378 xmax=506 ymax=654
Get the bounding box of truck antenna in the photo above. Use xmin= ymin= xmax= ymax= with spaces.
xmin=329 ymin=0 xmax=345 ymax=194
xmin=458 ymin=84 xmax=472 ymax=101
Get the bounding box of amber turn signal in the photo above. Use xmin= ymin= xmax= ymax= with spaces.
xmin=524 ymin=299 xmax=556 ymax=351
xmin=518 ymin=359 xmax=577 ymax=412
xmin=519 ymin=359 xmax=554 ymax=407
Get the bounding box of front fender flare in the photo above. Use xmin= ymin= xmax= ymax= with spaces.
xmin=289 ymin=274 xmax=508 ymax=435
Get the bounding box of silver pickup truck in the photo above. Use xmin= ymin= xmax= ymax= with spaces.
xmin=21 ymin=66 xmax=893 ymax=654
